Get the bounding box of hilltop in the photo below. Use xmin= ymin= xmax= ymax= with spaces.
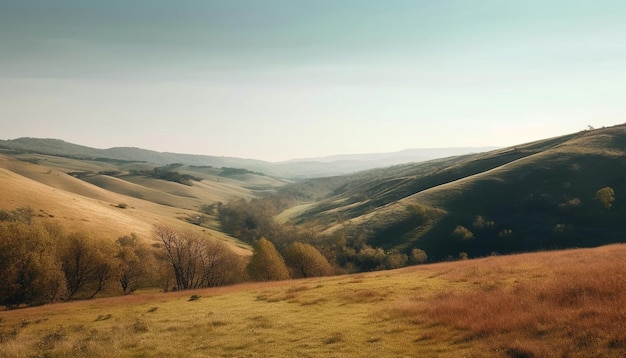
xmin=0 ymin=137 xmax=494 ymax=178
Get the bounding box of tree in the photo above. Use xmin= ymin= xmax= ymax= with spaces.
xmin=452 ymin=225 xmax=474 ymax=240
xmin=595 ymin=187 xmax=615 ymax=209
xmin=155 ymin=226 xmax=244 ymax=290
xmin=116 ymin=234 xmax=156 ymax=294
xmin=59 ymin=232 xmax=117 ymax=299
xmin=410 ymin=248 xmax=428 ymax=264
xmin=0 ymin=222 xmax=66 ymax=308
xmin=247 ymin=238 xmax=290 ymax=281
xmin=284 ymin=242 xmax=333 ymax=278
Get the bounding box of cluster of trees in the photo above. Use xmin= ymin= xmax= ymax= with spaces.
xmin=0 ymin=206 xmax=345 ymax=309
xmin=0 ymin=208 xmax=245 ymax=309
xmin=247 ymin=238 xmax=334 ymax=281
xmin=217 ymin=199 xmax=430 ymax=273
xmin=130 ymin=167 xmax=202 ymax=186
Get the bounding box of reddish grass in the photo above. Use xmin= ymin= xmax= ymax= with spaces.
xmin=410 ymin=246 xmax=626 ymax=356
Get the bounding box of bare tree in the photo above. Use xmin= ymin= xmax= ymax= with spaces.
xmin=155 ymin=226 xmax=244 ymax=290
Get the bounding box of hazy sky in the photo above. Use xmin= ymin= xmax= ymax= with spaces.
xmin=1 ymin=1 xmax=625 ymax=161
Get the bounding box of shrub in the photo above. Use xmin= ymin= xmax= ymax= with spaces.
xmin=410 ymin=248 xmax=428 ymax=264
xmin=595 ymin=187 xmax=615 ymax=209
xmin=284 ymin=242 xmax=333 ymax=278
xmin=452 ymin=225 xmax=474 ymax=240
xmin=247 ymin=238 xmax=290 ymax=281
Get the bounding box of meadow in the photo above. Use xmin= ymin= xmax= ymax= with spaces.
xmin=2 ymin=244 xmax=625 ymax=357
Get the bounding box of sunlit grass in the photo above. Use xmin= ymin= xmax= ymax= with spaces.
xmin=2 ymin=245 xmax=626 ymax=357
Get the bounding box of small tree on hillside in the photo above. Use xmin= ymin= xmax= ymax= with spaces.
xmin=595 ymin=187 xmax=615 ymax=209
xmin=410 ymin=248 xmax=428 ymax=264
xmin=452 ymin=225 xmax=474 ymax=240
xmin=247 ymin=238 xmax=290 ymax=281
xmin=284 ymin=242 xmax=333 ymax=278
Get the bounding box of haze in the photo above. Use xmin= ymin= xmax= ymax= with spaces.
xmin=1 ymin=1 xmax=625 ymax=161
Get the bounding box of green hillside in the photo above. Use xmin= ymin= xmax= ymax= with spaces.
xmin=282 ymin=125 xmax=626 ymax=261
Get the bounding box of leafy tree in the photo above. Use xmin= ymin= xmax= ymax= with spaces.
xmin=59 ymin=232 xmax=118 ymax=299
xmin=284 ymin=242 xmax=333 ymax=278
xmin=410 ymin=248 xmax=428 ymax=264
xmin=0 ymin=222 xmax=66 ymax=308
xmin=384 ymin=250 xmax=409 ymax=269
xmin=116 ymin=233 xmax=156 ymax=294
xmin=354 ymin=246 xmax=387 ymax=271
xmin=452 ymin=225 xmax=474 ymax=240
xmin=472 ymin=215 xmax=494 ymax=229
xmin=595 ymin=187 xmax=615 ymax=209
xmin=247 ymin=238 xmax=290 ymax=281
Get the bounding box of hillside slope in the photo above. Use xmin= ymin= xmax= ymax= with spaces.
xmin=0 ymin=137 xmax=493 ymax=178
xmin=0 ymin=154 xmax=252 ymax=252
xmin=286 ymin=125 xmax=626 ymax=260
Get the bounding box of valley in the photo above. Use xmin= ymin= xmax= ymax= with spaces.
xmin=1 ymin=124 xmax=626 ymax=357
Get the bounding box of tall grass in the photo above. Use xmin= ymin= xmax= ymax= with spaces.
xmin=392 ymin=247 xmax=626 ymax=357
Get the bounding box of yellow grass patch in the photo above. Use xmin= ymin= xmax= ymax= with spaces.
xmin=3 ymin=245 xmax=625 ymax=357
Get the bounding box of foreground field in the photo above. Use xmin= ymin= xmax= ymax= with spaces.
xmin=2 ymin=245 xmax=625 ymax=357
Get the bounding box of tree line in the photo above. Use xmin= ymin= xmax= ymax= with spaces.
xmin=0 ymin=207 xmax=343 ymax=309
xmin=217 ymin=199 xmax=429 ymax=273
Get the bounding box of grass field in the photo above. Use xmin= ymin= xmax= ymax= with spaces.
xmin=0 ymin=154 xmax=251 ymax=252
xmin=2 ymin=244 xmax=625 ymax=357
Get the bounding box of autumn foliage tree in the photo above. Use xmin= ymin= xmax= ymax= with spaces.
xmin=284 ymin=242 xmax=333 ymax=278
xmin=595 ymin=187 xmax=615 ymax=209
xmin=58 ymin=232 xmax=118 ymax=299
xmin=0 ymin=222 xmax=66 ymax=308
xmin=116 ymin=233 xmax=156 ymax=294
xmin=247 ymin=237 xmax=290 ymax=281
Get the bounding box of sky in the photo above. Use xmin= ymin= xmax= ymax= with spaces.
xmin=1 ymin=1 xmax=625 ymax=162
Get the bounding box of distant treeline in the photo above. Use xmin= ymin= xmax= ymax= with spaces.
xmin=217 ymin=198 xmax=429 ymax=274
xmin=130 ymin=167 xmax=203 ymax=186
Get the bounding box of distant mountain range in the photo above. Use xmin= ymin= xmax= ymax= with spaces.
xmin=0 ymin=137 xmax=496 ymax=178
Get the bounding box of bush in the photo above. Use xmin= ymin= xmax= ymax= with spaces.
xmin=452 ymin=226 xmax=474 ymax=240
xmin=284 ymin=242 xmax=333 ymax=278
xmin=247 ymin=238 xmax=290 ymax=281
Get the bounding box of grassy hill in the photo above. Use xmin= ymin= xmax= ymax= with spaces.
xmin=1 ymin=244 xmax=625 ymax=357
xmin=282 ymin=125 xmax=626 ymax=261
xmin=0 ymin=152 xmax=286 ymax=253
xmin=0 ymin=137 xmax=493 ymax=178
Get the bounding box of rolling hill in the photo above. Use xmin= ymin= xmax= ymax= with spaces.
xmin=280 ymin=125 xmax=626 ymax=261
xmin=0 ymin=152 xmax=288 ymax=253
xmin=2 ymin=124 xmax=626 ymax=262
xmin=0 ymin=137 xmax=493 ymax=178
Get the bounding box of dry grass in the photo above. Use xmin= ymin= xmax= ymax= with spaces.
xmin=389 ymin=246 xmax=626 ymax=357
xmin=2 ymin=245 xmax=626 ymax=357
xmin=0 ymin=154 xmax=251 ymax=253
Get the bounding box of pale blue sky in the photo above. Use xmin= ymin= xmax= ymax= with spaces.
xmin=1 ymin=1 xmax=625 ymax=161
